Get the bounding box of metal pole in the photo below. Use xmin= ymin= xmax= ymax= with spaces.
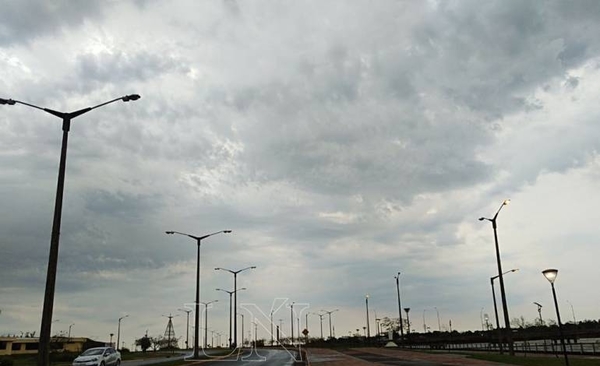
xmin=395 ymin=273 xmax=404 ymax=339
xmin=270 ymin=311 xmax=274 ymax=346
xmin=290 ymin=303 xmax=294 ymax=344
xmin=38 ymin=118 xmax=70 ymax=366
xmin=365 ymin=296 xmax=370 ymax=338
xmin=551 ymin=283 xmax=570 ymax=366
xmin=491 ymin=277 xmax=503 ymax=353
xmin=233 ymin=273 xmax=237 ymax=348
xmin=195 ymin=240 xmax=201 ymax=356
xmin=228 ymin=292 xmax=233 ymax=347
xmin=492 ymin=220 xmax=514 ymax=355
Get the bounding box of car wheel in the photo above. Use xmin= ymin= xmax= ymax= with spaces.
xmin=116 ymin=360 xmax=120 ymax=366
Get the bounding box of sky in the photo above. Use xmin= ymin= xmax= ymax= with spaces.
xmin=1 ymin=0 xmax=600 ymax=349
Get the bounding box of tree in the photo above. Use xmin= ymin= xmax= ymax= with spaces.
xmin=135 ymin=336 xmax=151 ymax=353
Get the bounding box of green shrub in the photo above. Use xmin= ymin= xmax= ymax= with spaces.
xmin=0 ymin=357 xmax=15 ymax=366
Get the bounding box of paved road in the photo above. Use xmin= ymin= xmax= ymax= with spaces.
xmin=123 ymin=354 xmax=187 ymax=366
xmin=200 ymin=348 xmax=298 ymax=365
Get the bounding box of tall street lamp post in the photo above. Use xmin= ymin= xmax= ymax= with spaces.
xmin=289 ymin=302 xmax=295 ymax=345
xmin=68 ymin=324 xmax=74 ymax=340
xmin=178 ymin=308 xmax=193 ymax=350
xmin=479 ymin=199 xmax=514 ymax=355
xmin=314 ymin=313 xmax=325 ymax=339
xmin=404 ymin=308 xmax=411 ymax=336
xmin=365 ymin=295 xmax=370 ymax=339
xmin=394 ymin=272 xmax=404 ymax=340
xmin=434 ymin=307 xmax=441 ymax=331
xmin=322 ymin=309 xmax=338 ymax=339
xmin=117 ymin=315 xmax=129 ymax=351
xmin=166 ymin=230 xmax=231 ymax=358
xmin=543 ymin=269 xmax=569 ymax=366
xmin=216 ymin=287 xmax=246 ymax=348
xmin=491 ymin=268 xmax=518 ymax=354
xmin=214 ymin=266 xmax=256 ymax=348
xmin=238 ymin=313 xmax=245 ymax=347
xmin=200 ymin=300 xmax=218 ymax=349
xmin=270 ymin=310 xmax=275 ymax=346
xmin=1 ymin=94 xmax=141 ymax=366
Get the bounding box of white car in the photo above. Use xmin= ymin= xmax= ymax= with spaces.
xmin=73 ymin=347 xmax=121 ymax=366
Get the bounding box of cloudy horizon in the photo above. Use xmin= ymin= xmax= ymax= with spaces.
xmin=2 ymin=0 xmax=600 ymax=348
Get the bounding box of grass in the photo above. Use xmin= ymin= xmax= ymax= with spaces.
xmin=464 ymin=352 xmax=600 ymax=366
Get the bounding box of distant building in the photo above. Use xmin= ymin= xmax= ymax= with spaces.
xmin=0 ymin=336 xmax=106 ymax=356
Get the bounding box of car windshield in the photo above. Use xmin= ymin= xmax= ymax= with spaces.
xmin=81 ymin=349 xmax=105 ymax=356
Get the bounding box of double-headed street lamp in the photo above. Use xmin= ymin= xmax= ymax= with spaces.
xmin=178 ymin=308 xmax=193 ymax=350
xmin=321 ymin=309 xmax=338 ymax=339
xmin=479 ymin=199 xmax=514 ymax=355
xmin=543 ymin=269 xmax=569 ymax=366
xmin=117 ymin=315 xmax=129 ymax=351
xmin=200 ymin=300 xmax=218 ymax=349
xmin=216 ymin=287 xmax=246 ymax=348
xmin=314 ymin=312 xmax=325 ymax=339
xmin=1 ymin=94 xmax=141 ymax=366
xmin=214 ymin=266 xmax=256 ymax=348
xmin=491 ymin=268 xmax=518 ymax=354
xmin=166 ymin=230 xmax=231 ymax=358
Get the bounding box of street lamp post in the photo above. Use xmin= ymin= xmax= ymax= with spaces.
xmin=216 ymin=287 xmax=246 ymax=348
xmin=68 ymin=323 xmax=74 ymax=340
xmin=365 ymin=295 xmax=370 ymax=339
xmin=434 ymin=307 xmax=441 ymax=332
xmin=166 ymin=230 xmax=231 ymax=358
xmin=534 ymin=302 xmax=543 ymax=326
xmin=270 ymin=310 xmax=274 ymax=346
xmin=322 ymin=309 xmax=338 ymax=339
xmin=200 ymin=300 xmax=218 ymax=349
xmin=314 ymin=313 xmax=325 ymax=339
xmin=423 ymin=309 xmax=427 ymax=333
xmin=214 ymin=266 xmax=256 ymax=348
xmin=404 ymin=308 xmax=411 ymax=336
xmin=394 ymin=273 xmax=404 ymax=340
xmin=178 ymin=308 xmax=193 ymax=350
xmin=543 ymin=269 xmax=570 ymax=366
xmin=479 ymin=199 xmax=514 ymax=355
xmin=238 ymin=314 xmax=244 ymax=347
xmin=1 ymin=95 xmax=141 ymax=366
xmin=491 ymin=268 xmax=518 ymax=354
xmin=117 ymin=315 xmax=129 ymax=351
xmin=290 ymin=302 xmax=295 ymax=345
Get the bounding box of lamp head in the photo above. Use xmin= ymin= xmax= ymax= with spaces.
xmin=478 ymin=217 xmax=486 ymax=221
xmin=223 ymin=230 xmax=232 ymax=233
xmin=122 ymin=94 xmax=141 ymax=102
xmin=0 ymin=98 xmax=16 ymax=105
xmin=250 ymin=266 xmax=257 ymax=269
xmin=404 ymin=307 xmax=410 ymax=313
xmin=542 ymin=268 xmax=558 ymax=284
xmin=503 ymin=199 xmax=511 ymax=206
xmin=165 ymin=231 xmax=174 ymax=234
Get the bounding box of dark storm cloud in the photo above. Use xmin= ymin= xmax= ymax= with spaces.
xmin=0 ymin=0 xmax=104 ymax=46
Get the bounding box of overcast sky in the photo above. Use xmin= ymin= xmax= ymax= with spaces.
xmin=2 ymin=0 xmax=600 ymax=348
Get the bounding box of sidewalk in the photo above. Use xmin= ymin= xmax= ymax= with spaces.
xmin=307 ymin=347 xmax=514 ymax=365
